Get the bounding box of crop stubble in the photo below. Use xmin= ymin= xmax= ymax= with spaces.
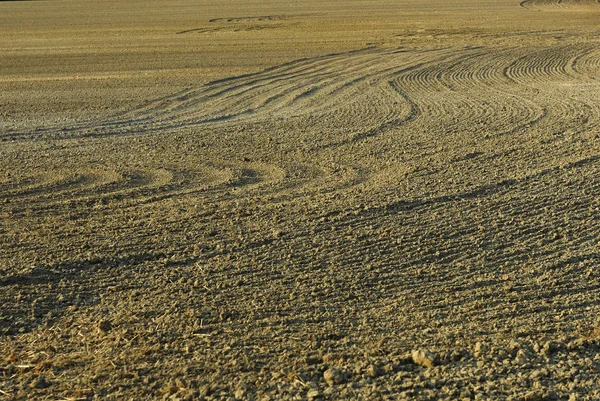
xmin=1 ymin=0 xmax=600 ymax=399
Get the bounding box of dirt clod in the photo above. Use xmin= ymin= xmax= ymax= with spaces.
xmin=411 ymin=350 xmax=439 ymax=368
xmin=30 ymin=375 xmax=51 ymax=389
xmin=323 ymin=368 xmax=346 ymax=386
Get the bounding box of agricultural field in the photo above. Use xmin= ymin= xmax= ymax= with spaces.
xmin=1 ymin=0 xmax=600 ymax=399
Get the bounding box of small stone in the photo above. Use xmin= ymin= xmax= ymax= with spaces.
xmin=323 ymin=368 xmax=345 ymax=386
xmin=412 ymin=349 xmax=439 ymax=368
xmin=307 ymin=389 xmax=320 ymax=400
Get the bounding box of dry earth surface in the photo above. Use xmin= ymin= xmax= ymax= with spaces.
xmin=2 ymin=0 xmax=600 ymax=399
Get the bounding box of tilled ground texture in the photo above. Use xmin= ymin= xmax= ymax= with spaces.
xmin=1 ymin=0 xmax=600 ymax=400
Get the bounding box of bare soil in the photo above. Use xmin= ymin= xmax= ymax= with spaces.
xmin=1 ymin=0 xmax=600 ymax=400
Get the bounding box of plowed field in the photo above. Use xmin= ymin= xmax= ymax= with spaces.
xmin=1 ymin=0 xmax=600 ymax=399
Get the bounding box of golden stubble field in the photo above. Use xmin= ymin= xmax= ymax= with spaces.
xmin=1 ymin=0 xmax=600 ymax=399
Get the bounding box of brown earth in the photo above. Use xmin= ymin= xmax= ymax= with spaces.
xmin=1 ymin=0 xmax=600 ymax=400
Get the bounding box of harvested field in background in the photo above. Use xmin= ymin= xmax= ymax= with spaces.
xmin=1 ymin=0 xmax=600 ymax=399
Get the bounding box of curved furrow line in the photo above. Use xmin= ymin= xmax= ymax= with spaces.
xmin=0 ymin=166 xmax=235 ymax=212
xmin=204 ymin=161 xmax=371 ymax=209
xmin=0 ymin=48 xmax=451 ymax=142
xmin=3 ymin=50 xmax=375 ymax=140
xmin=317 ymin=50 xmax=453 ymax=132
xmin=0 ymin=168 xmax=168 ymax=205
xmin=569 ymin=47 xmax=600 ymax=80
xmin=109 ymin=52 xmax=393 ymax=131
xmin=116 ymin=53 xmax=353 ymax=120
xmin=341 ymin=86 xmax=417 ymax=142
xmin=445 ymin=47 xmax=600 ymax=140
xmin=434 ymin=49 xmax=498 ymax=91
xmin=521 ymin=0 xmax=599 ymax=8
xmin=497 ymin=45 xmax=600 ymax=139
xmin=128 ymin=50 xmax=433 ymax=142
xmin=216 ymin=64 xmax=374 ymax=117
xmin=432 ymin=52 xmax=525 ymax=131
xmin=389 ymin=49 xmax=543 ymax=139
xmin=260 ymin=55 xmax=415 ymax=116
xmin=0 ymin=170 xmax=118 ymax=200
xmin=0 ymin=148 xmax=372 ymax=214
xmin=301 ymin=55 xmax=438 ymax=134
xmin=294 ymin=57 xmax=445 ymax=152
xmin=558 ymin=94 xmax=600 ymax=144
xmin=200 ymin=45 xmax=381 ymax=92
xmin=431 ymin=52 xmax=494 ymax=111
xmin=390 ymin=51 xmax=475 ymax=118
xmin=466 ymin=50 xmax=551 ymax=138
xmin=546 ymin=93 xmax=597 ymax=131
xmin=502 ymin=48 xmax=548 ymax=84
xmin=121 ymin=49 xmax=388 ymax=125
xmin=564 ymin=45 xmax=598 ymax=80
xmin=118 ymin=66 xmax=338 ymax=126
xmin=436 ymin=52 xmax=535 ymax=121
xmin=186 ymin=50 xmax=422 ymax=122
xmin=504 ymin=46 xmax=585 ymax=84
xmin=5 ymin=44 xmax=600 ymax=208
xmin=392 ymin=50 xmax=470 ymax=97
